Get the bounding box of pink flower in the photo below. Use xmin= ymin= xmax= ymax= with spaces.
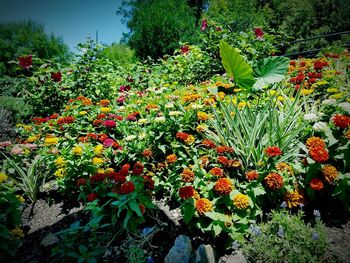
xmin=103 ymin=120 xmax=116 ymax=128
xmin=18 ymin=55 xmax=32 ymax=69
xmin=254 ymin=27 xmax=264 ymax=39
xmin=201 ymin=19 xmax=208 ymax=31
xmin=116 ymin=96 xmax=126 ymax=105
xmin=103 ymin=138 xmax=115 ymax=148
xmin=0 ymin=141 xmax=12 ymax=149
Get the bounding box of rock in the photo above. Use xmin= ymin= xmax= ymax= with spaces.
xmin=218 ymin=251 xmax=247 ymax=263
xmin=40 ymin=232 xmax=59 ymax=247
xmin=165 ymin=235 xmax=192 ymax=263
xmin=195 ymin=244 xmax=216 ymax=263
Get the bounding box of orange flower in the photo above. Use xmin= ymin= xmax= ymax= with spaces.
xmin=201 ymin=139 xmax=216 ymax=149
xmin=233 ymin=193 xmax=250 ymax=209
xmin=306 ymin=137 xmax=325 ymax=150
xmin=322 ymin=165 xmax=338 ymax=184
xmin=166 ymin=154 xmax=177 ymax=164
xmin=310 ymin=178 xmax=324 ymax=190
xmin=265 ymin=146 xmax=283 ymax=157
xmin=276 ymin=162 xmax=293 ymax=175
xmin=199 ymin=156 xmax=209 ymax=168
xmin=181 ymin=168 xmax=195 ymax=182
xmin=197 ymin=111 xmax=209 ymax=121
xmin=209 ymin=167 xmax=224 ymax=177
xmin=265 ymin=172 xmax=284 ymax=190
xmin=217 ymin=156 xmax=230 ymax=166
xmin=309 ymin=146 xmax=329 ymax=163
xmin=145 ymin=104 xmax=159 ymax=111
xmin=143 ymin=149 xmax=153 ymax=158
xmin=216 ymin=145 xmax=234 ymax=155
xmin=82 ymin=98 xmax=93 ymax=106
xmin=195 ymin=198 xmax=212 ymax=214
xmin=100 ymin=99 xmax=110 ymax=106
xmin=284 ymin=190 xmax=304 ymax=208
xmin=176 ymin=132 xmax=189 ymax=141
xmin=214 ymin=178 xmax=233 ymax=195
xmin=245 ymin=170 xmax=259 ymax=181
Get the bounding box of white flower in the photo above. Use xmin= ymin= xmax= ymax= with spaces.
xmin=125 ymin=135 xmax=137 ymax=141
xmin=322 ymin=99 xmax=336 ymax=106
xmin=169 ymin=111 xmax=182 ymax=116
xmin=154 ymin=116 xmax=166 ymax=122
xmin=118 ymin=106 xmax=125 ymax=111
xmin=139 ymin=132 xmax=147 ymax=140
xmin=165 ymin=102 xmax=174 ymax=108
xmin=138 ymin=118 xmax=148 ymax=124
xmin=190 ymin=103 xmax=204 ymax=110
xmin=312 ymin=122 xmax=328 ymax=132
xmin=303 ymin=113 xmax=318 ymax=122
xmin=338 ymin=102 xmax=350 ymax=114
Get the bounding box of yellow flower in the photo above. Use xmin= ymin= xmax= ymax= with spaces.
xmin=329 ymin=93 xmax=344 ymax=99
xmin=11 ymin=227 xmax=24 ymax=238
xmin=196 ymin=124 xmax=208 ymax=132
xmin=285 ymin=190 xmax=304 ymax=208
xmin=80 ymin=111 xmax=87 ymax=115
xmin=100 ymin=107 xmax=111 ymax=113
xmin=326 ymin=87 xmax=338 ymax=93
xmin=72 ymin=146 xmax=83 ymax=155
xmin=25 ymin=136 xmax=37 ymax=143
xmin=92 ymin=157 xmax=104 ymax=165
xmin=277 ymin=96 xmax=284 ymax=102
xmin=322 ymin=165 xmax=338 ymax=184
xmin=238 ymin=101 xmax=247 ymax=109
xmin=97 ymin=168 xmax=105 ymax=174
xmin=0 ymin=173 xmax=8 ymax=183
xmin=269 ymin=90 xmax=277 ymax=96
xmin=197 ymin=111 xmax=209 ymax=121
xmin=54 ymin=168 xmax=65 ymax=178
xmin=55 ymin=157 xmax=66 ymax=167
xmin=104 ymin=168 xmax=115 ymax=174
xmin=185 ymin=135 xmax=195 ymax=145
xmin=16 ymin=195 xmax=25 ymax=203
xmin=45 ymin=137 xmax=59 ymax=146
xmin=217 ymin=92 xmax=226 ymax=100
xmin=195 ymin=198 xmax=212 ymax=214
xmin=23 ymin=125 xmax=32 ymax=131
xmin=93 ymin=145 xmax=104 ymax=156
xmin=300 ymin=89 xmax=314 ymax=96
xmin=233 ymin=193 xmax=250 ymax=209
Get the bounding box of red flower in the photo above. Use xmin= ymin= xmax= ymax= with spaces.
xmin=265 ymin=172 xmax=284 ymax=190
xmin=51 ymin=72 xmax=62 ymax=82
xmin=18 ymin=55 xmax=32 ymax=69
xmin=265 ymin=146 xmax=283 ymax=157
xmin=76 ymin=178 xmax=87 ymax=187
xmin=176 ymin=132 xmax=189 ymax=141
xmin=254 ymin=27 xmax=264 ymax=39
xmin=332 ymin=114 xmax=350 ymax=129
xmin=245 ymin=170 xmax=259 ymax=181
xmin=217 ymin=156 xmax=230 ymax=166
xmin=216 ymin=145 xmax=234 ymax=155
xmin=143 ymin=176 xmax=155 ymax=190
xmin=214 ymin=178 xmax=233 ymax=195
xmin=201 ymin=19 xmax=207 ymax=31
xmin=314 ymin=61 xmax=324 ymax=71
xmin=103 ymin=120 xmax=116 ymax=128
xmin=180 ymin=45 xmax=190 ymax=54
xmin=97 ymin=113 xmax=106 ymax=119
xmin=201 ymin=139 xmax=216 ymax=149
xmin=143 ymin=149 xmax=153 ymax=158
xmin=309 ymin=146 xmax=329 ymax=163
xmin=179 ymin=186 xmax=195 ymax=199
xmin=111 ymin=172 xmax=126 ymax=184
xmin=119 ymin=181 xmax=135 ymax=194
xmin=120 ymin=164 xmax=131 ymax=176
xmin=310 ymin=178 xmax=324 ymax=190
xmin=87 ymin=193 xmax=98 ymax=202
xmin=93 ymin=119 xmax=103 ymax=127
xmin=132 ymin=161 xmax=144 ymax=175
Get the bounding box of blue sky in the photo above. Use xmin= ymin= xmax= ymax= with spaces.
xmin=0 ymin=0 xmax=128 ymax=51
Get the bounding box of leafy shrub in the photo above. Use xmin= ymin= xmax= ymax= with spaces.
xmin=0 ymin=107 xmax=16 ymax=141
xmin=242 ymin=210 xmax=333 ymax=262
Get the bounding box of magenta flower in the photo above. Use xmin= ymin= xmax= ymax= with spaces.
xmin=18 ymin=55 xmax=32 ymax=70
xmin=103 ymin=138 xmax=115 ymax=148
xmin=103 ymin=120 xmax=116 ymax=128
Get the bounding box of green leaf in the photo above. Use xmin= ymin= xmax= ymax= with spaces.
xmin=181 ymin=200 xmax=195 ymax=224
xmin=205 ymin=211 xmax=232 ymax=223
xmin=253 ymin=56 xmax=290 ymax=90
xmin=128 ymin=200 xmax=142 ymax=217
xmin=213 ymin=223 xmax=222 ymax=236
xmin=219 ymin=41 xmax=255 ymax=89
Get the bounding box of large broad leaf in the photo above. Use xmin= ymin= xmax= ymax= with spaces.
xmin=253 ymin=56 xmax=290 ymax=90
xmin=219 ymin=41 xmax=255 ymax=89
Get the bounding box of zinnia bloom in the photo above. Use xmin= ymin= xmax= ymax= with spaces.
xmin=103 ymin=138 xmax=115 ymax=148
xmin=332 ymin=114 xmax=350 ymax=129
xmin=181 ymin=168 xmax=195 ymax=182
xmin=100 ymin=99 xmax=110 ymax=106
xmin=217 ymin=156 xmax=230 ymax=166
xmin=143 ymin=176 xmax=154 ymax=190
xmin=245 ymin=170 xmax=259 ymax=181
xmin=284 ymin=190 xmax=304 ymax=208
xmin=201 ymin=139 xmax=216 ymax=149
xmin=276 ymin=162 xmax=293 ymax=175
xmin=51 ymin=72 xmax=62 ymax=82
xmin=216 ymin=145 xmax=234 ymax=155
xmin=233 ymin=193 xmax=250 ymax=209
xmin=55 ymin=157 xmax=66 ymax=167
xmin=209 ymin=167 xmax=224 ymax=177
xmin=87 ymin=193 xmax=98 ymax=202
xmin=265 ymin=146 xmax=283 ymax=157
xmin=195 ymin=198 xmax=212 ymax=214
xmin=132 ymin=161 xmax=144 ymax=175
xmin=265 ymin=172 xmax=284 ymax=190
xmin=180 ymin=45 xmax=190 ymax=54
xmin=306 ymin=137 xmax=326 ymax=150
xmin=119 ymin=181 xmax=135 ymax=194
xmin=93 ymin=145 xmax=104 ymax=156
xmin=201 ymin=19 xmax=207 ymax=31
xmin=310 ymin=178 xmax=324 ymax=190
xmin=45 ymin=137 xmax=59 ymax=146
xmin=143 ymin=149 xmax=153 ymax=158
xmin=166 ymin=154 xmax=177 ymax=164
xmin=72 ymin=145 xmax=83 ymax=155
xmin=254 ymin=27 xmax=264 ymax=39
xmin=322 ymin=165 xmax=338 ymax=184
xmin=197 ymin=111 xmax=210 ymax=121
xmin=76 ymin=178 xmax=87 ymax=187
xmin=103 ymin=120 xmax=116 ymax=128
xmin=179 ymin=186 xmax=195 ymax=199
xmin=309 ymin=146 xmax=329 ymax=163
xmin=92 ymin=157 xmax=104 ymax=165
xmin=214 ymin=178 xmax=233 ymax=195
xmin=176 ymin=132 xmax=189 ymax=141
xmin=18 ymin=55 xmax=32 ymax=69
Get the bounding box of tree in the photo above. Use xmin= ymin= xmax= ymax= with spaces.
xmin=0 ymin=20 xmax=71 ymax=75
xmin=118 ymin=0 xmax=198 ymax=59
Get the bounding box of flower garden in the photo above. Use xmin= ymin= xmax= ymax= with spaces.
xmin=1 ymin=16 xmax=350 ymax=263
